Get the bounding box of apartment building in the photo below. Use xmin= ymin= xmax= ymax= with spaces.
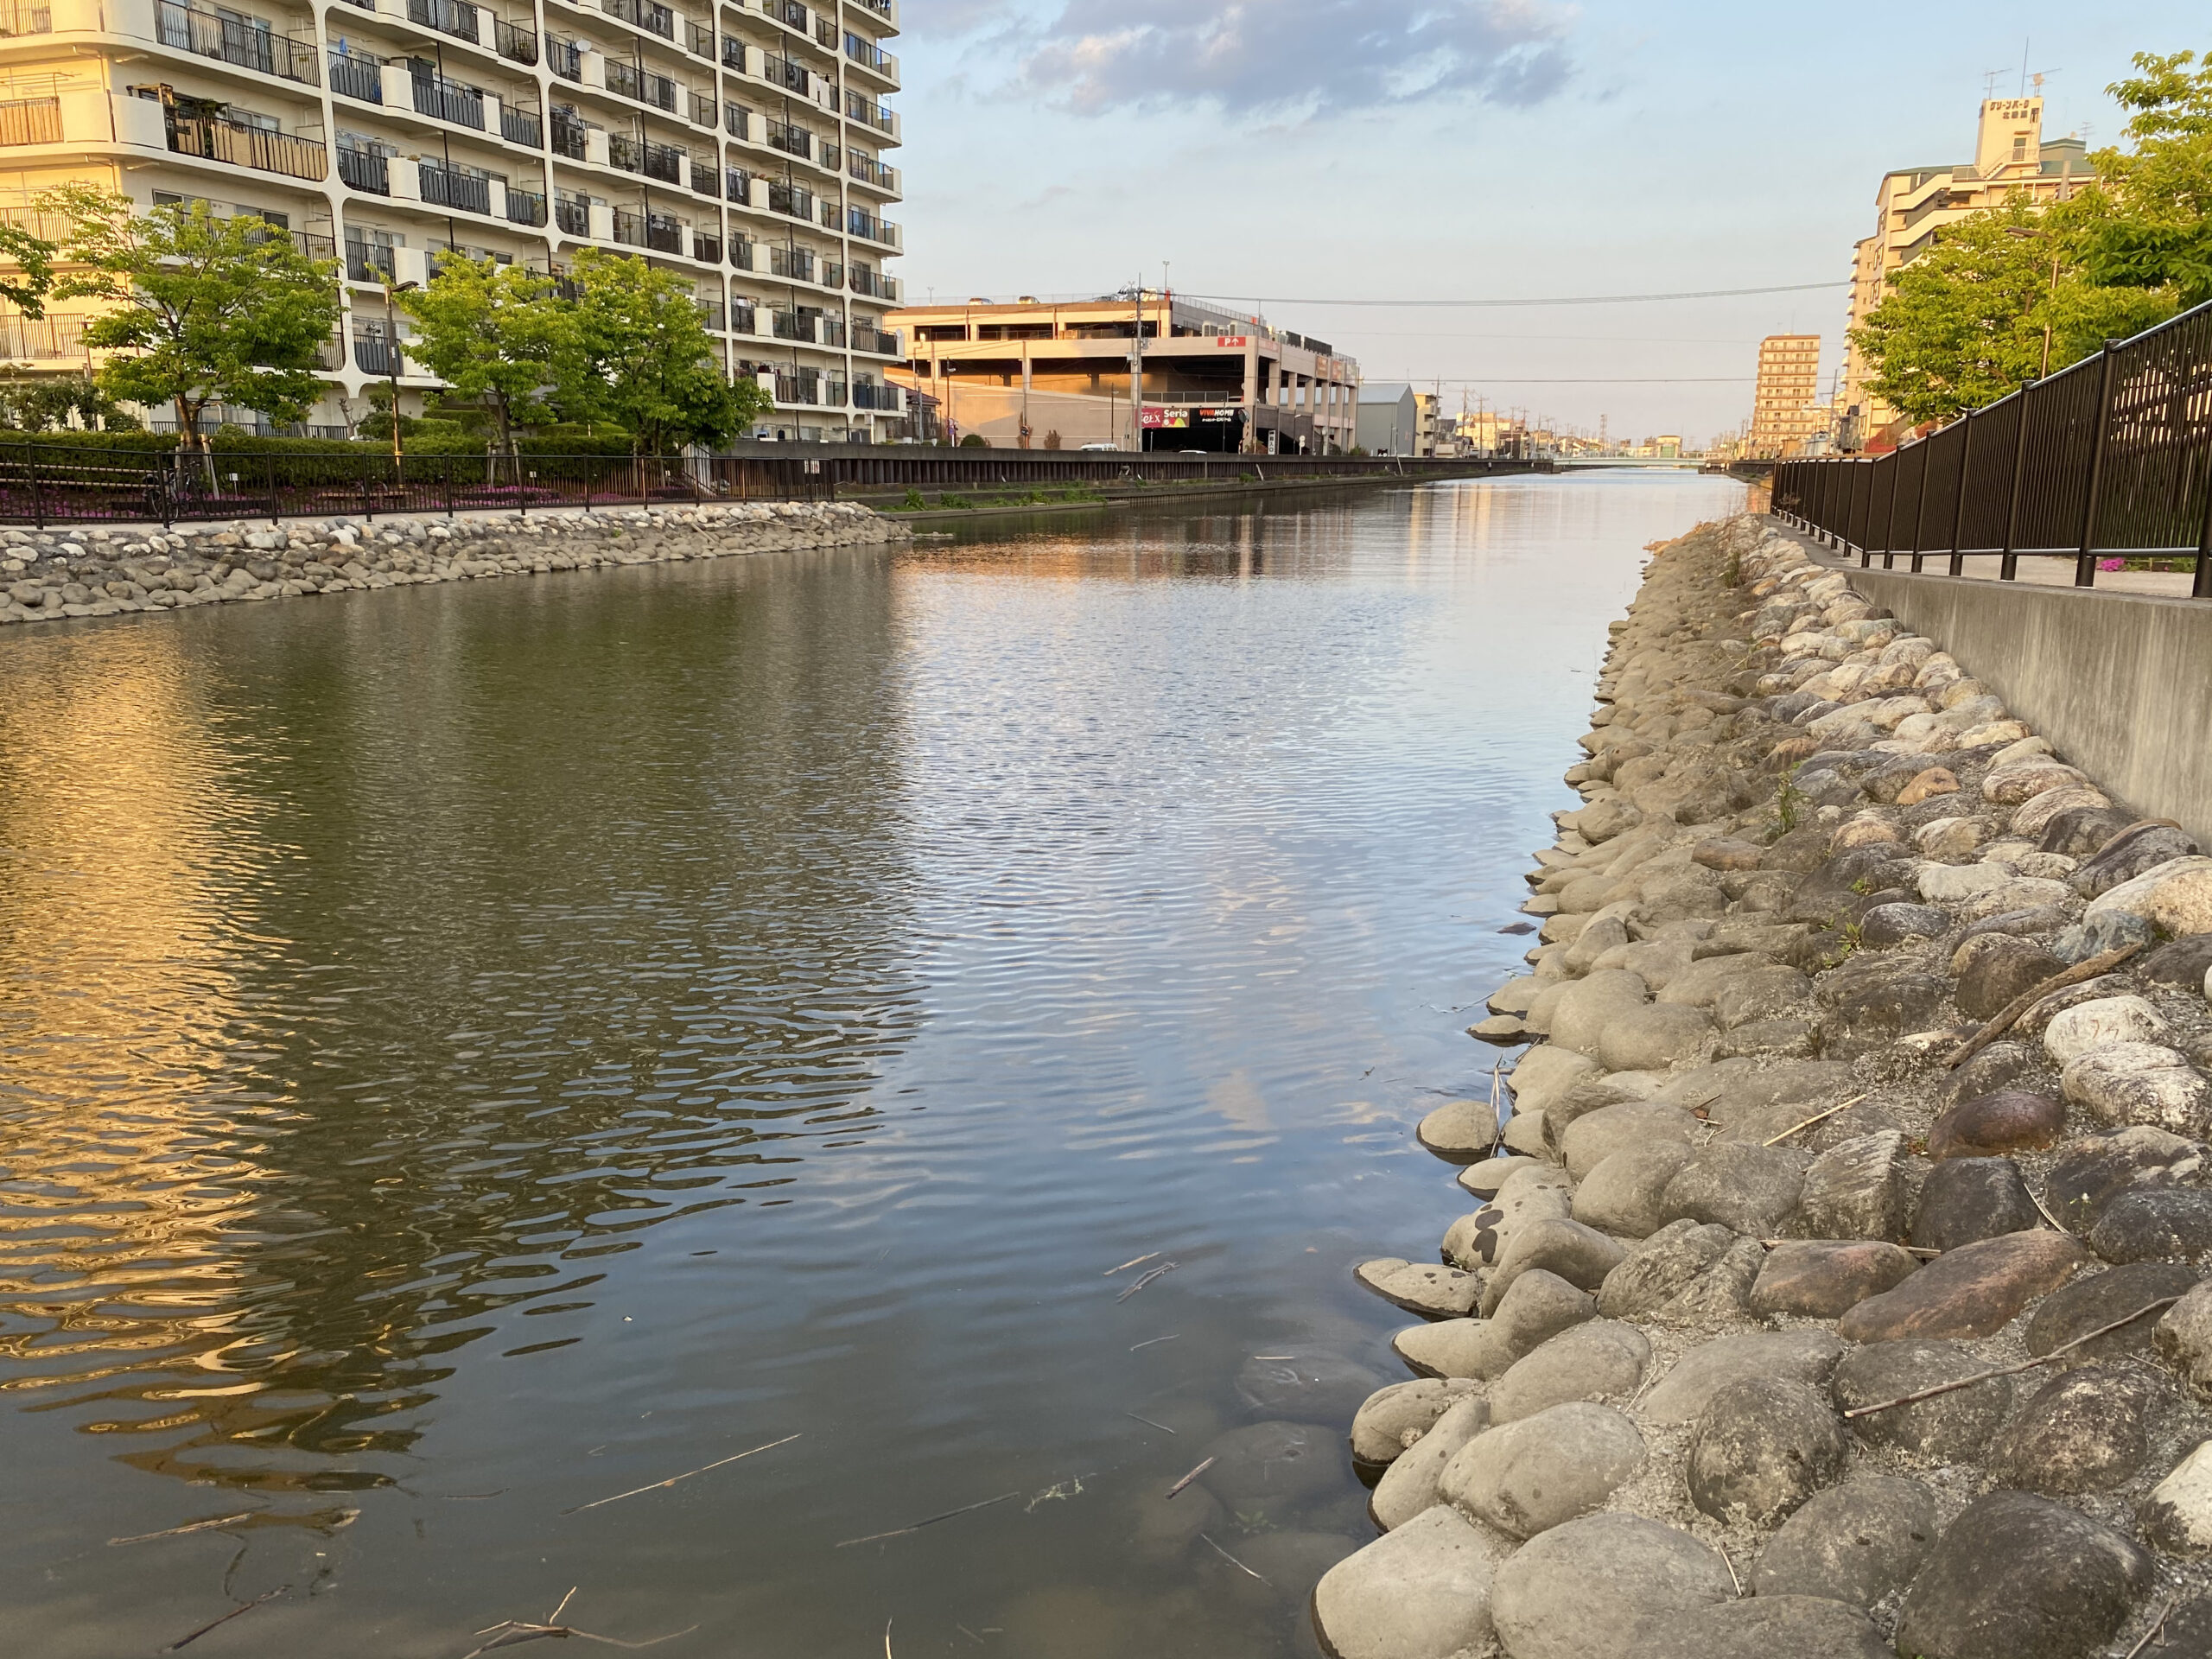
xmin=1747 ymin=334 xmax=1827 ymax=458
xmin=1839 ymin=94 xmax=2088 ymax=442
xmin=0 ymin=0 xmax=906 ymax=441
xmin=1354 ymin=383 xmax=1438 ymax=456
xmin=887 ymin=292 xmax=1359 ymax=454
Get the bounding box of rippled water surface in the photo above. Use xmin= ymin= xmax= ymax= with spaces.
xmin=0 ymin=473 xmax=1743 ymax=1656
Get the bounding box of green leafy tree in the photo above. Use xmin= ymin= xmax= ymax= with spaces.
xmin=2069 ymin=49 xmax=2212 ymax=307
xmin=398 ymin=255 xmax=580 ymax=481
xmin=566 ymin=247 xmax=767 ymax=454
xmin=0 ymin=218 xmax=56 ymax=317
xmin=40 ymin=184 xmax=341 ymax=456
xmin=0 ymin=372 xmax=138 ymax=432
xmin=1849 ymin=197 xmax=2176 ymax=424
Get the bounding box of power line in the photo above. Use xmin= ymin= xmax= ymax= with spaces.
xmin=1176 ymin=281 xmax=1847 ymax=309
xmin=1413 ymin=376 xmax=1757 ymax=385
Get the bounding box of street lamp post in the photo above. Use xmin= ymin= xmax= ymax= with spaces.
xmin=381 ymin=273 xmax=419 ymax=480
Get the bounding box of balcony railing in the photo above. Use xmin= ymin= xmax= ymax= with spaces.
xmin=720 ymin=34 xmax=743 ymax=70
xmin=353 ymin=334 xmax=402 ymax=375
xmin=760 ymin=53 xmax=805 ymax=93
xmin=157 ymin=3 xmax=319 ymax=86
xmin=546 ymin=34 xmax=582 ymax=79
xmin=852 ymin=380 xmax=899 ymax=410
xmin=344 ymin=238 xmax=397 ymax=281
xmin=550 ymin=106 xmax=587 ymax=158
xmin=693 ymin=232 xmax=720 ymax=264
xmin=0 ymin=313 xmax=84 ymax=361
xmin=554 ymin=194 xmax=588 ymax=234
xmin=728 ymin=237 xmax=753 ymax=271
xmin=812 ymin=15 xmax=833 ymax=48
xmin=412 ymin=68 xmax=485 ymax=129
xmin=764 ymin=119 xmax=810 ymax=160
xmin=502 ymin=103 xmax=541 ymax=146
xmin=405 ymin=0 xmax=478 ymax=44
xmin=766 ymin=180 xmax=810 ymax=219
xmin=494 ymin=16 xmax=537 ymax=64
xmin=849 ymin=266 xmax=898 ymax=301
xmin=168 ymin=111 xmax=327 ymax=181
xmin=420 ymin=162 xmax=491 ymax=215
xmin=327 ymin=50 xmax=382 ymax=102
xmin=505 ymin=188 xmax=546 ymax=226
xmin=730 ymin=300 xmax=754 ymax=334
xmin=605 ymin=58 xmax=677 ymax=111
xmin=772 ymin=0 xmax=804 ymax=29
xmin=843 ymin=33 xmax=889 ymax=73
xmin=697 ymin=299 xmax=723 ymax=331
xmin=847 ymin=209 xmax=898 ymax=247
xmin=768 ymin=247 xmax=814 ymax=283
xmin=724 ymin=165 xmax=751 ymax=204
xmin=852 ymin=325 xmax=899 ymax=357
xmin=773 ymin=369 xmax=818 ymax=404
xmin=769 ymin=309 xmax=810 ymax=343
xmin=849 ymin=154 xmax=893 ymax=188
xmin=603 ymin=0 xmax=672 ymax=38
xmin=818 ymin=315 xmax=844 ymax=348
xmin=336 ymin=145 xmax=389 ymax=193
xmin=684 ymin=17 xmax=711 ymax=56
xmin=723 ymin=100 xmax=749 ymax=138
xmin=845 ymin=92 xmax=893 ymax=134
xmin=0 ymin=2 xmax=53 ymax=38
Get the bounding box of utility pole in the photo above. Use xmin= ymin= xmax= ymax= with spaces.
xmin=1129 ymin=275 xmax=1144 ymax=452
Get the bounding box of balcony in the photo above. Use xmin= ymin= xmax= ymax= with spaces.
xmin=337 ymin=144 xmax=389 ymax=192
xmin=728 ymin=237 xmax=753 ymax=271
xmin=768 ymin=309 xmax=810 ymax=343
xmin=412 ymin=67 xmax=486 ymax=129
xmin=506 ymin=188 xmax=547 ymax=226
xmin=607 ymin=132 xmax=684 ymax=183
xmin=609 ymin=207 xmax=684 ymax=255
xmin=693 ymin=231 xmax=720 ymax=264
xmin=720 ymin=34 xmax=743 ymax=70
xmin=723 ymin=99 xmax=749 ymax=137
xmin=766 ymin=179 xmax=810 ymax=219
xmin=760 ymin=53 xmax=806 ymax=94
xmin=494 ymin=16 xmax=537 ymax=64
xmin=730 ymin=300 xmax=754 ymax=333
xmin=420 ymin=162 xmax=491 ymax=215
xmin=554 ymin=194 xmax=588 ymax=234
xmin=547 ymin=34 xmax=582 ymax=79
xmin=817 ymin=315 xmax=843 ymax=348
xmin=852 ymin=325 xmax=899 ymax=357
xmin=550 ymin=105 xmax=587 ymax=157
xmin=847 ymin=209 xmax=899 ymax=248
xmin=353 ymin=334 xmax=403 ymax=375
xmin=842 ymin=33 xmax=893 ymax=76
xmin=0 ymin=312 xmax=83 ymax=362
xmin=684 ymin=16 xmax=711 ymax=56
xmin=768 ymin=245 xmax=813 ymax=283
xmin=849 ymin=265 xmax=898 ymax=301
xmin=501 ymin=103 xmax=541 ymax=146
xmin=697 ymin=298 xmax=723 ymax=331
xmin=0 ymin=1 xmax=52 ymax=37
xmin=844 ymin=92 xmax=893 ymax=135
xmin=167 ymin=109 xmax=327 ymax=181
xmin=603 ymin=0 xmax=672 ymax=39
xmin=853 ymin=381 xmax=899 ymax=411
xmin=848 ymin=153 xmax=893 ymax=189
xmin=327 ymin=49 xmax=382 ymax=102
xmin=770 ymin=0 xmax=804 ymax=29
xmin=764 ymin=119 xmax=810 ymax=160
xmin=773 ymin=368 xmax=817 ymax=404
xmin=406 ymin=0 xmax=479 ymax=45
xmin=344 ymin=237 xmax=396 ymax=281
xmin=606 ymin=59 xmax=677 ymax=112
xmin=724 ymin=165 xmax=750 ymax=203
xmin=157 ymin=2 xmax=320 ymax=86
xmin=685 ymin=156 xmax=716 ymax=195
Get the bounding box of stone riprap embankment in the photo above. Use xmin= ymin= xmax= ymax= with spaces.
xmin=1318 ymin=513 xmax=2212 ymax=1659
xmin=0 ymin=500 xmax=907 ymax=626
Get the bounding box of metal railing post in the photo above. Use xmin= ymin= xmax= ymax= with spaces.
xmin=1878 ymin=454 xmax=1900 ymax=568
xmin=264 ymin=452 xmax=278 ymax=525
xmin=2196 ymin=452 xmax=2212 ymax=601
xmin=1909 ymin=442 xmax=1932 ymax=571
xmin=362 ymin=452 xmax=375 ymax=522
xmin=24 ymin=442 xmax=42 ymax=530
xmin=2001 ymin=385 xmax=2033 ymax=582
xmin=2075 ymin=341 xmax=2119 ymax=588
xmin=1948 ymin=410 xmax=1973 ymax=575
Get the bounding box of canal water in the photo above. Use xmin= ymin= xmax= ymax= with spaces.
xmin=0 ymin=472 xmax=1742 ymax=1657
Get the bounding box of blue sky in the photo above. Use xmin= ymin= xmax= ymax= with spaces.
xmin=891 ymin=2 xmax=2206 ymax=443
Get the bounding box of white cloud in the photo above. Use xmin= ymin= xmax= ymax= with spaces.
xmin=987 ymin=0 xmax=1573 ymax=118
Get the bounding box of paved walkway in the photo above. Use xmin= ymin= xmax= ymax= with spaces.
xmin=1808 ymin=542 xmax=2201 ymax=599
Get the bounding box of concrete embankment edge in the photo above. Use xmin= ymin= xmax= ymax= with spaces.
xmin=1804 ymin=537 xmax=2212 ymax=849
xmin=1311 ymin=510 xmax=2212 ymax=1659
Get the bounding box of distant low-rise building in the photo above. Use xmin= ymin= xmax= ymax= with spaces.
xmin=1840 ymin=93 xmax=2090 ymax=443
xmin=887 ymin=291 xmax=1357 ymax=452
xmin=1355 ymin=383 xmax=1438 ymax=455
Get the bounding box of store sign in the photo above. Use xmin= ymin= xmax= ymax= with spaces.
xmin=1214 ymin=336 xmax=1248 ymax=348
xmin=1197 ymin=408 xmax=1241 ymax=422
xmin=1138 ymin=407 xmax=1189 ymax=429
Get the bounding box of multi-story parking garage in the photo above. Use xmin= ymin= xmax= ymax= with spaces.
xmin=0 ymin=0 xmax=906 ymax=440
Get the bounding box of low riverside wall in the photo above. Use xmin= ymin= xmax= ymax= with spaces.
xmin=1814 ymin=543 xmax=2212 ymax=851
xmin=0 ymin=500 xmax=909 ymax=627
xmin=1313 ymin=512 xmax=2212 ymax=1658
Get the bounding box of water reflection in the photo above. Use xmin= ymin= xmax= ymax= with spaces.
xmin=0 ymin=476 xmax=1743 ymax=1656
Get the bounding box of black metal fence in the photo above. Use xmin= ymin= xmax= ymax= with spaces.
xmin=0 ymin=445 xmax=1539 ymax=527
xmin=0 ymin=449 xmax=830 ymax=527
xmin=1771 ymin=297 xmax=2212 ymax=598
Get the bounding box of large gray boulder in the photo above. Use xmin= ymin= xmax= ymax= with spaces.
xmin=1439 ymin=1402 xmax=1644 ymax=1540
xmin=1751 ymin=1477 xmax=1937 ymax=1607
xmin=1313 ymin=1504 xmax=1507 ymax=1659
xmin=1490 ymin=1513 xmax=1733 ymax=1659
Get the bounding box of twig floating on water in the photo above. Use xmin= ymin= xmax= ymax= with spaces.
xmin=835 ymin=1491 xmax=1020 ymax=1548
xmin=1198 ymin=1534 xmax=1267 ymax=1584
xmin=884 ymin=1618 xmax=893 ymax=1659
xmin=562 ymin=1433 xmax=799 ymax=1515
xmin=461 ymin=1586 xmax=700 ymax=1656
xmin=160 ymin=1586 xmax=288 ymax=1652
xmin=1116 ymin=1262 xmax=1177 ymax=1302
xmin=111 ymin=1512 xmax=259 ymax=1547
xmin=1103 ymin=1252 xmax=1160 ymax=1277
xmin=1249 ymin=1355 xmax=1294 ymax=1362
xmin=1165 ymin=1458 xmax=1214 ymax=1499
xmin=1125 ymin=1413 xmax=1177 ymax=1434
xmin=1842 ymin=1298 xmax=2181 ymax=1419
xmin=1128 ymin=1334 xmax=1179 ymax=1351
xmin=1760 ymin=1093 xmax=1867 ymax=1147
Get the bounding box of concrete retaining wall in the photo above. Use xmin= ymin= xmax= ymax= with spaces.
xmin=1790 ymin=524 xmax=2212 ymax=847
